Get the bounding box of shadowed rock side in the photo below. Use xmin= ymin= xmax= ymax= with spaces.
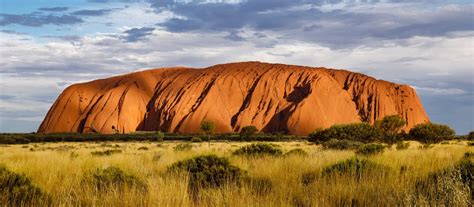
xmin=38 ymin=62 xmax=429 ymax=135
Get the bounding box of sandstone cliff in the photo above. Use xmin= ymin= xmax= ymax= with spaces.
xmin=38 ymin=61 xmax=429 ymax=135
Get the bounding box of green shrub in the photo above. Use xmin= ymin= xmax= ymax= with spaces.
xmin=167 ymin=155 xmax=244 ymax=193
xmin=409 ymin=123 xmax=455 ymax=144
xmin=396 ymin=141 xmax=410 ymax=150
xmin=411 ymin=159 xmax=472 ymax=206
xmin=200 ymin=121 xmax=215 ymax=135
xmin=285 ymin=148 xmax=308 ymax=156
xmin=190 ymin=137 xmax=202 ymax=143
xmin=419 ymin=144 xmax=433 ymax=150
xmin=355 ymin=143 xmax=385 ymax=156
xmin=375 ymin=115 xmax=406 ymax=144
xmin=240 ymin=126 xmax=258 ymax=141
xmin=321 ymin=139 xmax=363 ymax=150
xmin=0 ymin=165 xmax=50 ymax=205
xmin=468 ymin=131 xmax=474 ymax=140
xmin=91 ymin=149 xmax=122 ymax=156
xmin=309 ymin=123 xmax=382 ymax=143
xmin=84 ymin=166 xmax=147 ymax=193
xmin=173 ymin=143 xmax=193 ymax=152
xmin=244 ymin=176 xmax=273 ymax=195
xmin=322 ymin=158 xmax=390 ymax=180
xmin=156 ymin=131 xmax=164 ymax=142
xmin=232 ymin=143 xmax=283 ymax=156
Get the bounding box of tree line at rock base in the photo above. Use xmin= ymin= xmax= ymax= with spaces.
xmin=1 ymin=115 xmax=472 ymax=145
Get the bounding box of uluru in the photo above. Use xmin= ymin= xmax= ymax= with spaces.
xmin=38 ymin=61 xmax=429 ymax=135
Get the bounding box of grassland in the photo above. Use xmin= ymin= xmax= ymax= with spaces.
xmin=1 ymin=140 xmax=472 ymax=206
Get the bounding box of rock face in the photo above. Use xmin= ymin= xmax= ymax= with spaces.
xmin=38 ymin=61 xmax=429 ymax=135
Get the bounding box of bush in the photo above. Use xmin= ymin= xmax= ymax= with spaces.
xmin=167 ymin=155 xmax=244 ymax=194
xmin=411 ymin=159 xmax=472 ymax=206
xmin=137 ymin=146 xmax=148 ymax=151
xmin=200 ymin=121 xmax=215 ymax=135
xmin=309 ymin=123 xmax=382 ymax=143
xmin=91 ymin=149 xmax=122 ymax=156
xmin=409 ymin=123 xmax=455 ymax=144
xmin=322 ymin=158 xmax=390 ymax=180
xmin=396 ymin=141 xmax=410 ymax=150
xmin=190 ymin=137 xmax=202 ymax=143
xmin=355 ymin=143 xmax=385 ymax=156
xmin=321 ymin=139 xmax=363 ymax=150
xmin=156 ymin=131 xmax=164 ymax=142
xmin=240 ymin=126 xmax=258 ymax=141
xmin=232 ymin=143 xmax=283 ymax=156
xmin=0 ymin=165 xmax=50 ymax=205
xmin=173 ymin=143 xmax=193 ymax=152
xmin=285 ymin=148 xmax=308 ymax=156
xmin=469 ymin=131 xmax=474 ymax=140
xmin=84 ymin=166 xmax=147 ymax=193
xmin=375 ymin=115 xmax=406 ymax=144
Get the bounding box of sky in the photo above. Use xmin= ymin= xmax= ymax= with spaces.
xmin=0 ymin=0 xmax=473 ymax=134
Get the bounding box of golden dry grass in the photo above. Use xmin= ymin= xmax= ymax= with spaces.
xmin=0 ymin=140 xmax=472 ymax=206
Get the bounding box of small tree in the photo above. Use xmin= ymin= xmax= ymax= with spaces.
xmin=469 ymin=131 xmax=474 ymax=141
xmin=240 ymin=125 xmax=258 ymax=141
xmin=375 ymin=115 xmax=406 ymax=144
xmin=200 ymin=120 xmax=215 ymax=147
xmin=409 ymin=123 xmax=455 ymax=144
xmin=376 ymin=115 xmax=406 ymax=135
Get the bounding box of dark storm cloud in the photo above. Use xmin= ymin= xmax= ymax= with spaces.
xmin=38 ymin=7 xmax=69 ymax=12
xmin=121 ymin=27 xmax=155 ymax=42
xmin=0 ymin=13 xmax=83 ymax=27
xmin=150 ymin=0 xmax=474 ymax=48
xmin=71 ymin=9 xmax=112 ymax=16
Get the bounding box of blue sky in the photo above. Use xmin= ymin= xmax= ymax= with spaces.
xmin=0 ymin=0 xmax=473 ymax=134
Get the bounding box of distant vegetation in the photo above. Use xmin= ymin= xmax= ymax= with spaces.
xmin=0 ymin=116 xmax=468 ymax=147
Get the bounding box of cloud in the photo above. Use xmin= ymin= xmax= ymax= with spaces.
xmin=0 ymin=13 xmax=83 ymax=27
xmin=413 ymin=86 xmax=467 ymax=95
xmin=38 ymin=7 xmax=69 ymax=12
xmin=151 ymin=0 xmax=473 ymax=48
xmin=1 ymin=29 xmax=27 ymax=35
xmin=71 ymin=9 xmax=112 ymax=16
xmin=41 ymin=35 xmax=82 ymax=41
xmin=121 ymin=27 xmax=155 ymax=42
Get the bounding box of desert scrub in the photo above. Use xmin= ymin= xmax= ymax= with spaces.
xmin=91 ymin=149 xmax=122 ymax=156
xmin=409 ymin=159 xmax=473 ymax=206
xmin=191 ymin=137 xmax=202 ymax=142
xmin=285 ymin=148 xmax=308 ymax=156
xmin=0 ymin=165 xmax=50 ymax=206
xmin=83 ymin=166 xmax=148 ymax=193
xmin=321 ymin=139 xmax=363 ymax=150
xmin=322 ymin=157 xmax=390 ymax=180
xmin=355 ymin=143 xmax=385 ymax=156
xmin=232 ymin=143 xmax=283 ymax=156
xmin=174 ymin=143 xmax=193 ymax=152
xmin=167 ymin=155 xmax=244 ymax=195
xmin=396 ymin=141 xmax=410 ymax=150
